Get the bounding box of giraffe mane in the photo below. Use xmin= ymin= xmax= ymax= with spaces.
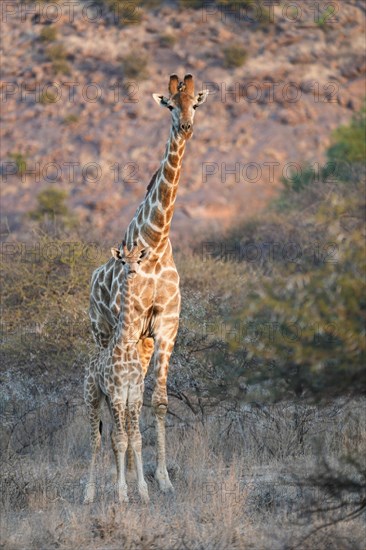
xmin=145 ymin=168 xmax=159 ymax=197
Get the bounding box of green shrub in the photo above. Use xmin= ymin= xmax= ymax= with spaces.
xmin=39 ymin=25 xmax=57 ymax=42
xmin=217 ymin=0 xmax=255 ymax=5
xmin=222 ymin=44 xmax=247 ymax=68
xmin=100 ymin=0 xmax=143 ymax=24
xmin=279 ymin=106 xmax=366 ymax=201
xmin=0 ymin=232 xmax=95 ymax=366
xmin=120 ymin=53 xmax=149 ymax=80
xmin=180 ymin=0 xmax=257 ymax=9
xmin=316 ymin=5 xmax=335 ymax=30
xmin=52 ymin=59 xmax=71 ymax=74
xmin=63 ymin=114 xmax=79 ymax=125
xmin=8 ymin=152 xmax=27 ymax=177
xmin=281 ymin=162 xmax=339 ymax=194
xmin=46 ymin=44 xmax=67 ymax=61
xmin=230 ymin=180 xmax=366 ymax=400
xmin=140 ymin=0 xmax=161 ymax=7
xmin=194 ymin=176 xmax=365 ymax=402
xmin=327 ymin=105 xmax=366 ymax=164
xmin=39 ymin=90 xmax=58 ymax=105
xmin=178 ymin=0 xmax=204 ymax=8
xmin=159 ymin=33 xmax=177 ymax=48
xmin=46 ymin=44 xmax=71 ymax=75
xmin=30 ymin=187 xmax=69 ymax=220
xmin=202 ymin=111 xmax=366 ymax=401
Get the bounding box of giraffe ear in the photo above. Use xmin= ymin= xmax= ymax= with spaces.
xmin=152 ymin=94 xmax=173 ymax=109
xmin=194 ymin=90 xmax=209 ymax=106
xmin=111 ymin=247 xmax=122 ymax=260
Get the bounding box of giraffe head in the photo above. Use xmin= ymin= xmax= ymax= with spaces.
xmin=152 ymin=74 xmax=209 ymax=139
xmin=111 ymin=241 xmax=150 ymax=277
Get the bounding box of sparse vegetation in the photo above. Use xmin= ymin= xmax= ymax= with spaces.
xmin=159 ymin=33 xmax=177 ymax=48
xmin=179 ymin=0 xmax=268 ymax=24
xmin=39 ymin=89 xmax=58 ymax=104
xmin=39 ymin=25 xmax=57 ymax=42
xmin=46 ymin=43 xmax=71 ymax=75
xmin=120 ymin=53 xmax=149 ymax=80
xmin=63 ymin=113 xmax=80 ymax=125
xmin=222 ymin=43 xmax=248 ymax=68
xmin=99 ymin=0 xmax=143 ymax=25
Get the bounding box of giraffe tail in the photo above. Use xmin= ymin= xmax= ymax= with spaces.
xmin=99 ymin=420 xmax=103 ymax=436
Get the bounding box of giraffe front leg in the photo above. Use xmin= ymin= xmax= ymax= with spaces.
xmin=110 ymin=401 xmax=129 ymax=504
xmin=152 ymin=334 xmax=176 ymax=493
xmin=84 ymin=376 xmax=103 ymax=504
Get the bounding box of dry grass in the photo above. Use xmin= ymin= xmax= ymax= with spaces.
xmin=1 ymin=393 xmax=365 ymax=549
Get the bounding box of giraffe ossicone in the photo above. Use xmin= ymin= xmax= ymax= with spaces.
xmin=85 ymin=73 xmax=209 ymax=502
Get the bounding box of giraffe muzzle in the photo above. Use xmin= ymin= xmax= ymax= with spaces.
xmin=180 ymin=121 xmax=193 ymax=136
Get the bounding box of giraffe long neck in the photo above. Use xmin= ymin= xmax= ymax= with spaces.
xmin=125 ymin=127 xmax=187 ymax=249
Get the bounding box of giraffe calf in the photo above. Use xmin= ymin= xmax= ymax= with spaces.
xmin=84 ymin=242 xmax=150 ymax=504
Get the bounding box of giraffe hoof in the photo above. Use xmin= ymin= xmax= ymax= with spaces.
xmin=156 ymin=475 xmax=174 ymax=494
xmin=138 ymin=482 xmax=150 ymax=503
xmin=84 ymin=486 xmax=96 ymax=504
xmin=118 ymin=493 xmax=129 ymax=504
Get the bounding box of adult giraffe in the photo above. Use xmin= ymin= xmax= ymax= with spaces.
xmin=88 ymin=73 xmax=208 ymax=495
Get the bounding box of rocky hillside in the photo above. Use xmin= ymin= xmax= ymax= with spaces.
xmin=1 ymin=0 xmax=365 ymax=244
